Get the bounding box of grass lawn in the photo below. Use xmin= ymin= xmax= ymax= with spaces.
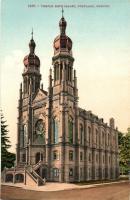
xmin=74 ymin=177 xmax=128 ymax=185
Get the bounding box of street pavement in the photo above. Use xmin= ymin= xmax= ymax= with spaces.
xmin=1 ymin=181 xmax=130 ymax=200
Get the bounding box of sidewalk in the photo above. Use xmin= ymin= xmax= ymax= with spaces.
xmin=1 ymin=180 xmax=129 ymax=192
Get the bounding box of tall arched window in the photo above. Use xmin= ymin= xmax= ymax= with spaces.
xmin=68 ymin=118 xmax=73 ymax=144
xmin=102 ymin=132 xmax=105 ymax=147
xmin=88 ymin=127 xmax=91 ymax=145
xmin=24 ymin=77 xmax=28 ymax=94
xmin=35 ymin=152 xmax=43 ymax=164
xmin=80 ymin=124 xmax=84 ymax=145
xmin=53 ymin=119 xmax=59 ymax=144
xmin=54 ymin=64 xmax=59 ymax=81
xmin=113 ymin=135 xmax=115 ymax=146
xmin=23 ymin=124 xmax=27 ymax=147
xmin=35 ymin=120 xmax=46 ymax=144
xmin=60 ymin=64 xmax=63 ymax=81
xmin=54 ymin=66 xmax=56 ymax=81
xmin=20 ymin=125 xmax=24 ymax=147
xmin=108 ymin=133 xmax=110 ymax=146
xmin=96 ymin=129 xmax=98 ymax=145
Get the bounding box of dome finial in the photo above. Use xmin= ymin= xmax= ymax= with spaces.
xmin=62 ymin=7 xmax=64 ymax=18
xmin=59 ymin=8 xmax=67 ymax=35
xmin=31 ymin=28 xmax=33 ymax=40
xmin=29 ymin=29 xmax=36 ymax=54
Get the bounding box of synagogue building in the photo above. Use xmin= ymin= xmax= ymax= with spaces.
xmin=3 ymin=13 xmax=119 ymax=185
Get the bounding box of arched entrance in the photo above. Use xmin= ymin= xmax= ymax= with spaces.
xmin=42 ymin=168 xmax=47 ymax=179
xmin=36 ymin=167 xmax=47 ymax=179
xmin=15 ymin=174 xmax=24 ymax=183
xmin=36 ymin=168 xmax=40 ymax=176
xmin=5 ymin=174 xmax=13 ymax=182
xmin=35 ymin=152 xmax=43 ymax=164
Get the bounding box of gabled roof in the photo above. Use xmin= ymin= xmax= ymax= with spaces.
xmin=33 ymin=88 xmax=48 ymax=103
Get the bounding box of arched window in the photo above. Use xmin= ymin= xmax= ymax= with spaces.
xmin=96 ymin=129 xmax=98 ymax=145
xmin=102 ymin=132 xmax=105 ymax=147
xmin=53 ymin=168 xmax=59 ymax=177
xmin=89 ymin=152 xmax=91 ymax=162
xmin=35 ymin=119 xmax=45 ymax=144
xmin=53 ymin=150 xmax=59 ymax=160
xmin=80 ymin=168 xmax=83 ymax=177
xmin=113 ymin=135 xmax=115 ymax=146
xmin=89 ymin=168 xmax=91 ymax=178
xmin=88 ymin=127 xmax=91 ymax=145
xmin=108 ymin=133 xmax=110 ymax=146
xmin=103 ymin=155 xmax=105 ymax=163
xmin=24 ymin=77 xmax=28 ymax=94
xmin=69 ymin=151 xmax=74 ymax=161
xmin=53 ymin=119 xmax=58 ymax=144
xmin=69 ymin=67 xmax=72 ymax=81
xmin=80 ymin=152 xmax=83 ymax=161
xmin=20 ymin=125 xmax=24 ymax=147
xmin=22 ymin=153 xmax=26 ymax=162
xmin=42 ymin=168 xmax=47 ymax=179
xmin=57 ymin=65 xmax=59 ymax=80
xmin=54 ymin=66 xmax=56 ymax=81
xmin=60 ymin=64 xmax=63 ymax=80
xmin=20 ymin=124 xmax=27 ymax=147
xmin=80 ymin=124 xmax=84 ymax=145
xmin=35 ymin=152 xmax=40 ymax=163
xmin=35 ymin=80 xmax=39 ymax=91
xmin=15 ymin=174 xmax=24 ymax=183
xmin=68 ymin=118 xmax=73 ymax=144
xmin=35 ymin=152 xmax=43 ymax=164
xmin=5 ymin=174 xmax=13 ymax=182
xmin=55 ymin=64 xmax=59 ymax=81
xmin=96 ymin=154 xmax=98 ymax=163
xmin=69 ymin=168 xmax=73 ymax=177
xmin=23 ymin=124 xmax=27 ymax=146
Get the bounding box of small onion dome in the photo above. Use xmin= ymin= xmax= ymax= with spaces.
xmin=23 ymin=54 xmax=40 ymax=67
xmin=29 ymin=38 xmax=36 ymax=54
xmin=23 ymin=33 xmax=40 ymax=67
xmin=59 ymin=17 xmax=67 ymax=35
xmin=54 ymin=34 xmax=72 ymax=52
xmin=53 ymin=14 xmax=72 ymax=54
xmin=29 ymin=38 xmax=36 ymax=48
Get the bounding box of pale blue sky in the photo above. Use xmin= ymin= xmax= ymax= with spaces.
xmin=1 ymin=0 xmax=130 ymax=152
xmin=1 ymin=0 xmax=130 ymax=56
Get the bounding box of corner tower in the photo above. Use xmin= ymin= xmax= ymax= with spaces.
xmin=23 ymin=31 xmax=41 ymax=96
xmin=50 ymin=10 xmax=79 ymax=182
xmin=16 ymin=32 xmax=42 ymax=166
xmin=51 ymin=10 xmax=78 ymax=104
xmin=52 ymin=11 xmax=74 ymax=89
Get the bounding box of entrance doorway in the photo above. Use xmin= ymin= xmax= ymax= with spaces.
xmin=42 ymin=168 xmax=47 ymax=179
xmin=5 ymin=174 xmax=13 ymax=182
xmin=15 ymin=174 xmax=24 ymax=183
xmin=35 ymin=152 xmax=43 ymax=164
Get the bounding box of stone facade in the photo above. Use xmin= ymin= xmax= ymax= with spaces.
xmin=15 ymin=14 xmax=119 ymax=183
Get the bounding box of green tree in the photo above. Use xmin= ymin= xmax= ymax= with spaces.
xmin=1 ymin=112 xmax=15 ymax=171
xmin=118 ymin=131 xmax=124 ymax=146
xmin=127 ymin=127 xmax=130 ymax=136
xmin=118 ymin=130 xmax=130 ymax=175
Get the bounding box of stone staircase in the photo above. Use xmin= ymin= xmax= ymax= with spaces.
xmin=2 ymin=162 xmax=45 ymax=186
xmin=33 ymin=160 xmax=43 ymax=171
xmin=25 ymin=164 xmax=45 ymax=186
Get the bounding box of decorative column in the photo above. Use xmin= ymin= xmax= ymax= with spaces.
xmin=92 ymin=123 xmax=96 ymax=180
xmin=59 ymin=108 xmax=65 ymax=182
xmin=84 ymin=119 xmax=87 ymax=181
xmin=46 ymin=68 xmax=53 ymax=181
xmin=16 ymin=83 xmax=23 ymax=166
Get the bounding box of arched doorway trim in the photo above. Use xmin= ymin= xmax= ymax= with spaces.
xmin=15 ymin=173 xmax=24 ymax=183
xmin=5 ymin=174 xmax=13 ymax=182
